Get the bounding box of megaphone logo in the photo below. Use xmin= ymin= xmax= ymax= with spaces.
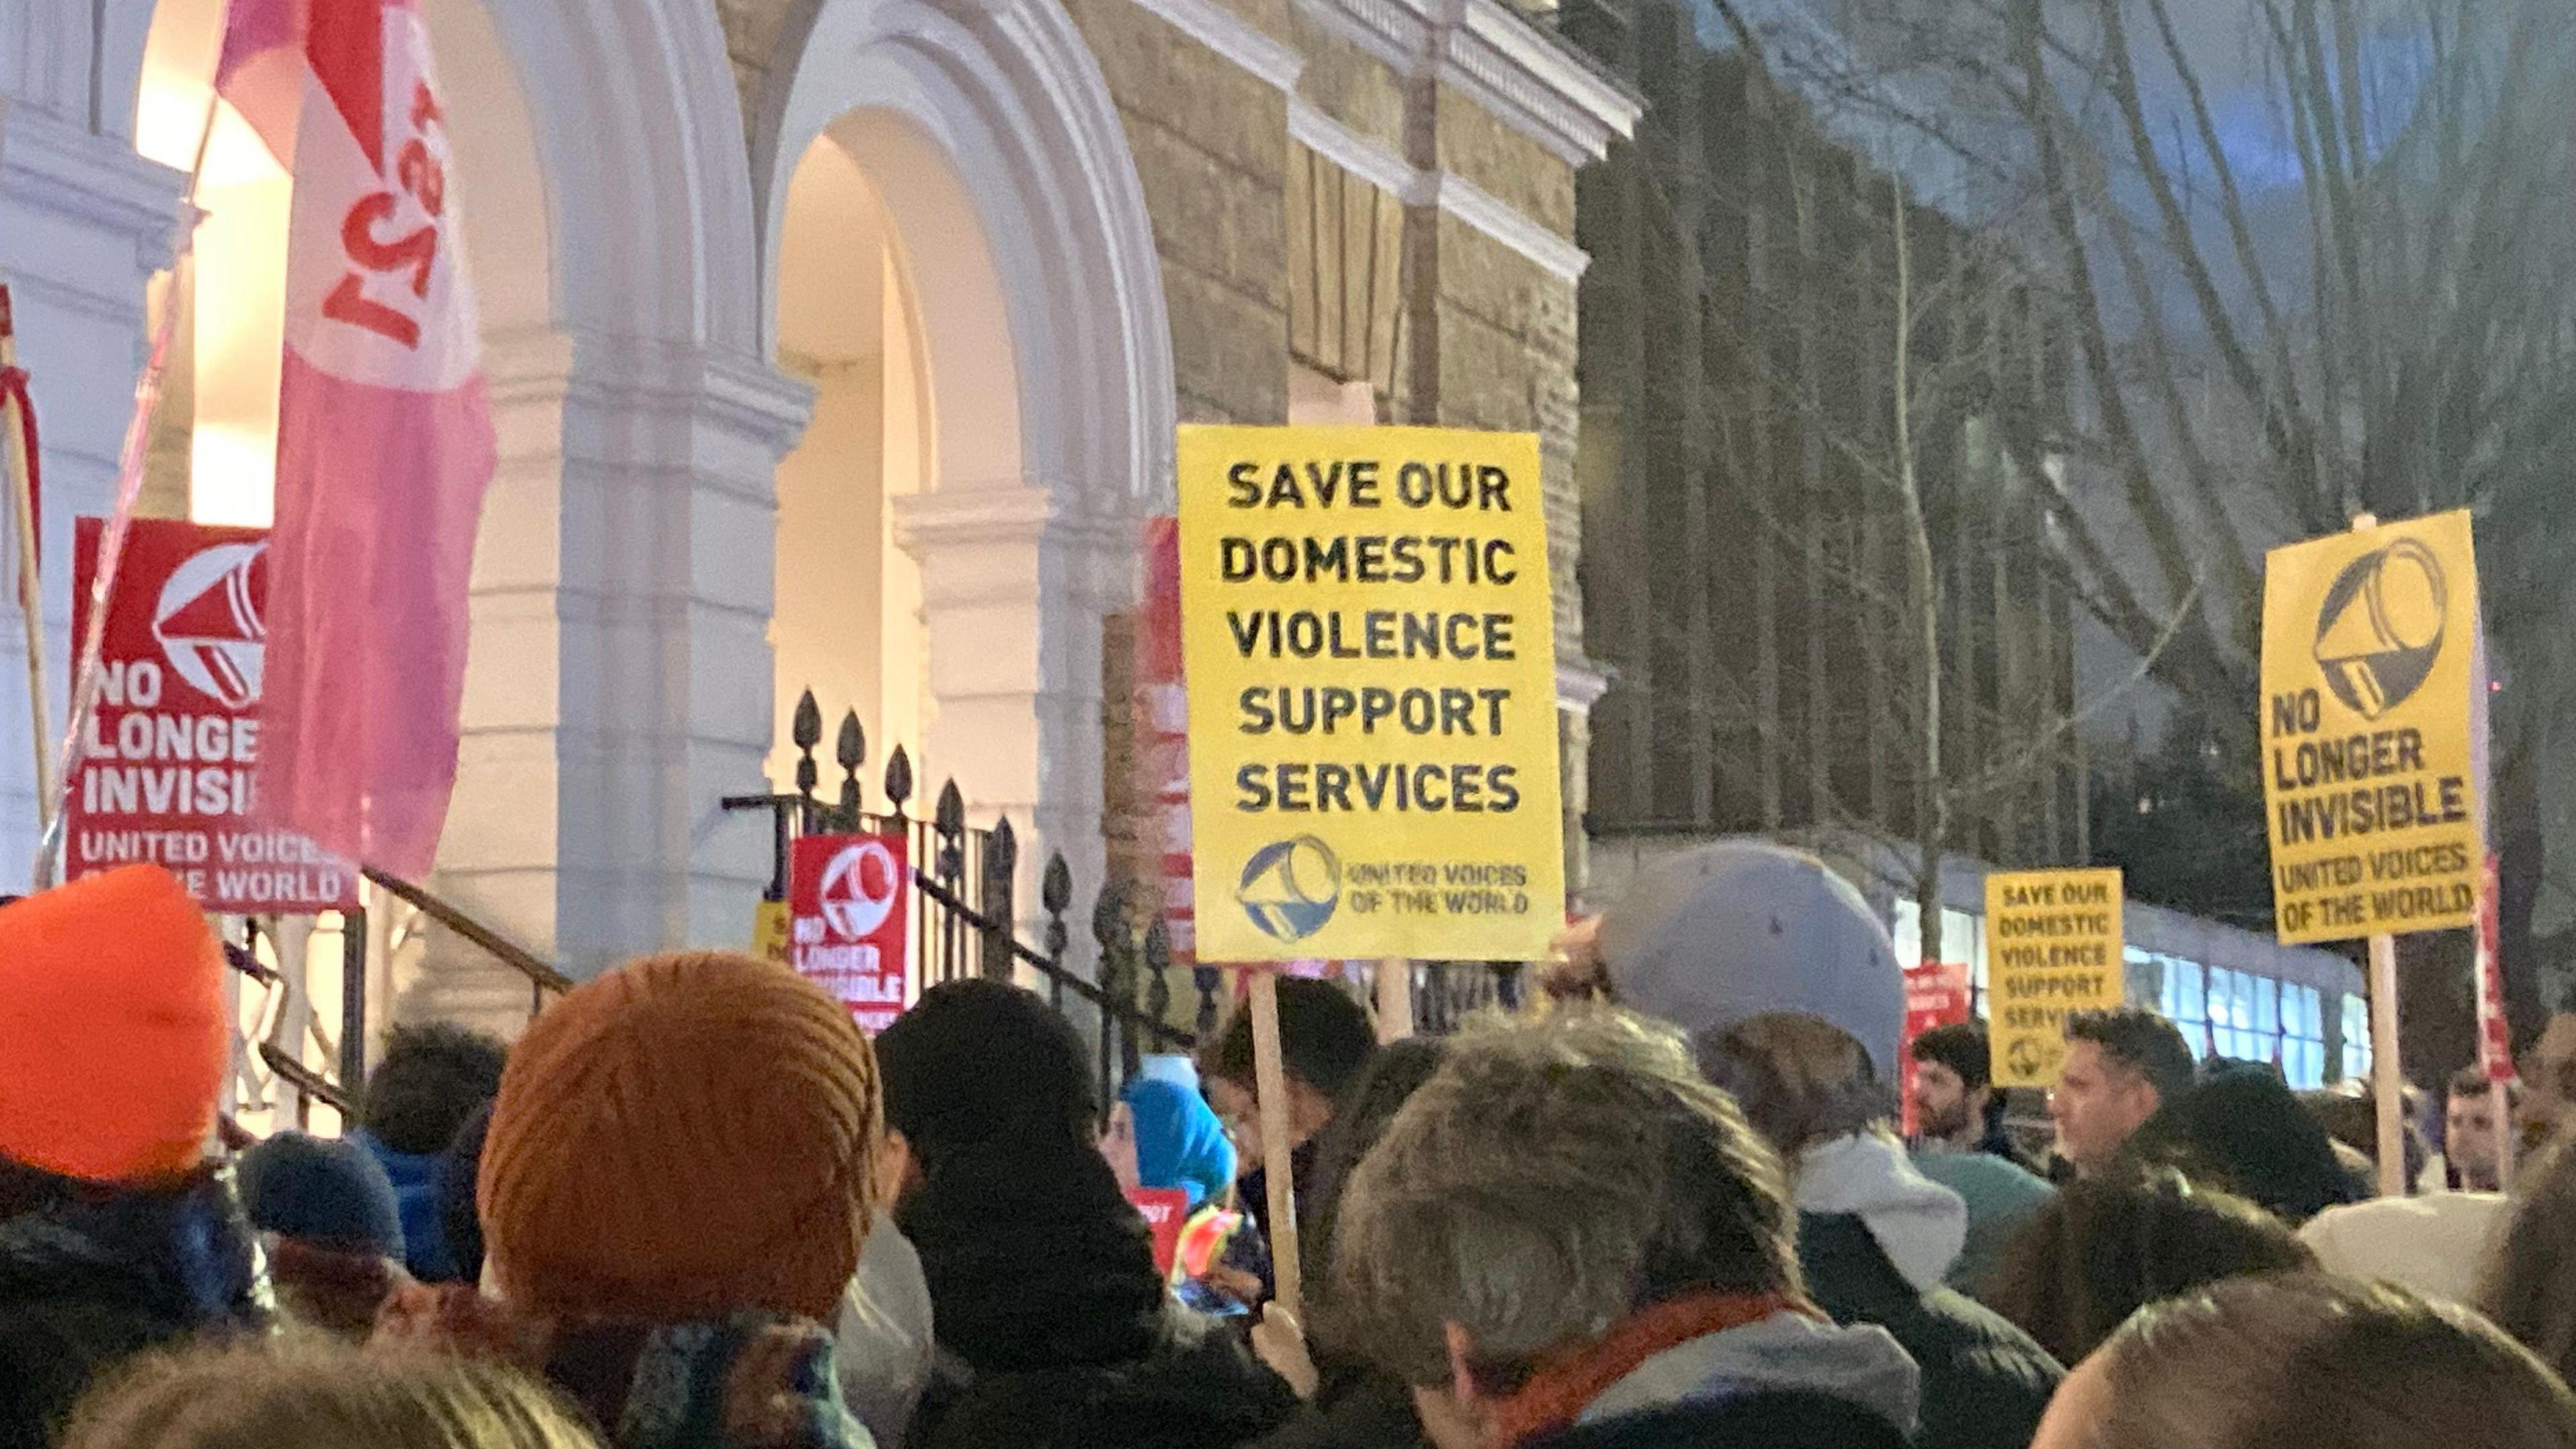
xmin=2313 ymin=538 xmax=2447 ymax=720
xmin=152 ymin=542 xmax=268 ymax=708
xmin=818 ymin=839 xmax=902 ymax=941
xmin=1238 ymin=836 xmax=1341 ymax=943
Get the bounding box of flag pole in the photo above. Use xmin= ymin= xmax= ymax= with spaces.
xmin=31 ymin=91 xmax=219 ymax=888
xmin=0 ymin=288 xmax=51 ymax=841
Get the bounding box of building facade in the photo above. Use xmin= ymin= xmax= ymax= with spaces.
xmin=1558 ymin=0 xmax=2085 ymax=896
xmin=0 ymin=0 xmax=1635 ymax=1008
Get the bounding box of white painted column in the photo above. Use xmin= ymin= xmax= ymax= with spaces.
xmin=0 ymin=103 xmax=185 ymax=889
xmin=896 ymin=482 xmax=1139 ymax=976
xmin=428 ymin=330 xmax=813 ymax=991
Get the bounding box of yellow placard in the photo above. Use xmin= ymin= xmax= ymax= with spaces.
xmin=1176 ymin=425 xmax=1566 ymax=963
xmin=2259 ymin=512 xmax=2482 ymax=945
xmin=753 ymin=897 xmax=792 ymax=968
xmin=1986 ymin=867 xmax=2125 ymax=1089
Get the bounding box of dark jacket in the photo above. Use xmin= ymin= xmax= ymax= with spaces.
xmin=0 ymin=1173 xmax=270 ymax=1449
xmin=1799 ymin=1212 xmax=2061 ymax=1449
xmin=1245 ymin=1366 xmax=1431 ymax=1449
xmin=910 ymin=1303 xmax=1299 ymax=1449
xmin=1527 ymin=1391 xmax=1916 ymax=1449
xmin=899 ymin=1135 xmax=1297 ymax=1449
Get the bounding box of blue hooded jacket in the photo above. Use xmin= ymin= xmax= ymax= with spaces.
xmin=353 ymin=1129 xmax=460 ymax=1283
xmin=1118 ymin=1077 xmax=1236 ymax=1210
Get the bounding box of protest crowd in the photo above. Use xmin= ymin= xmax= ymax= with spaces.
xmin=4 ymin=842 xmax=2575 ymax=1449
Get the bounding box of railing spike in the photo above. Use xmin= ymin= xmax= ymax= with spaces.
xmin=1042 ymin=853 xmax=1073 ymax=914
xmin=792 ymin=690 xmax=822 ymax=751
xmin=838 ymin=712 xmax=865 ymax=771
xmin=935 ymin=780 xmax=965 ymax=838
xmin=885 ymin=745 xmax=914 ymax=814
xmin=991 ymin=815 xmax=1018 ymax=872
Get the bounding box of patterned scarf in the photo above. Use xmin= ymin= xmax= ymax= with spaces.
xmin=377 ymin=1285 xmax=872 ymax=1449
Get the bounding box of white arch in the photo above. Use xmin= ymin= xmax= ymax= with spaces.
xmin=91 ymin=0 xmax=763 ymax=352
xmin=752 ymin=0 xmax=1177 ymax=954
xmin=752 ymin=0 xmax=1175 ymax=506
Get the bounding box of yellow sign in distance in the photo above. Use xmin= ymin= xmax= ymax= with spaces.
xmin=1175 ymin=425 xmax=1566 ymax=963
xmin=1986 ymin=867 xmax=2125 ymax=1089
xmin=2259 ymin=511 xmax=2481 ymax=945
xmin=753 ymin=897 xmax=792 ymax=968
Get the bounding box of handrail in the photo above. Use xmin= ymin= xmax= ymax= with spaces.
xmin=361 ymin=865 xmax=574 ymax=995
xmin=912 ymin=868 xmax=1195 ymax=1051
xmin=260 ymin=1042 xmax=356 ymax=1114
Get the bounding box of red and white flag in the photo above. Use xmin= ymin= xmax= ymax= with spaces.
xmin=218 ymin=0 xmax=494 ymax=877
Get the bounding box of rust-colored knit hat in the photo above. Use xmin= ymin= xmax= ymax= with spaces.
xmin=0 ymin=866 xmax=227 ymax=1184
xmin=478 ymin=951 xmax=880 ymax=1324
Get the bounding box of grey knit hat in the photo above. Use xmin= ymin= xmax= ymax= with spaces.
xmin=1597 ymin=841 xmax=1906 ymax=1077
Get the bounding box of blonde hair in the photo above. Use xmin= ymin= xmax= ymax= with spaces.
xmin=64 ymin=1339 xmax=600 ymax=1449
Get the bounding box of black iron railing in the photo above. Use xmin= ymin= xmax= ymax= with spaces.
xmin=727 ymin=690 xmax=1203 ymax=1099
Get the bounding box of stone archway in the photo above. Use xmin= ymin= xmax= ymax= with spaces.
xmin=751 ymin=0 xmax=1176 ymax=934
xmin=3 ymin=0 xmax=809 ymax=977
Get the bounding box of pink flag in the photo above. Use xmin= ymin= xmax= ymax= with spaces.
xmin=219 ymin=0 xmax=494 ymax=877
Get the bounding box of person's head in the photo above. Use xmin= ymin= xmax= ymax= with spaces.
xmin=1203 ymin=977 xmax=1379 ymax=1155
xmin=2447 ymin=1067 xmax=2521 ymax=1192
xmin=1699 ymin=1012 xmax=1890 ymax=1159
xmin=2051 ymin=1009 xmax=2195 ymax=1176
xmin=875 ymin=979 xmax=1098 ymax=1183
xmin=237 ymin=1133 xmax=404 ymax=1260
xmin=2031 ymin=1275 xmax=2576 ymax=1449
xmin=1113 ymin=1076 xmax=1235 ymax=1210
xmin=2524 ymin=1014 xmax=2576 ymax=1141
xmin=1910 ymin=1021 xmax=1996 ymax=1146
xmin=478 ymin=951 xmax=881 ymax=1325
xmin=1983 ymin=1169 xmax=2315 ymax=1364
xmin=1330 ymin=1010 xmax=1800 ymax=1400
xmin=2477 ymin=1135 xmax=2576 ymax=1385
xmin=2298 ymin=1087 xmax=2428 ymax=1193
xmin=439 ymin=1102 xmax=494 ymax=1287
xmin=360 ymin=1024 xmax=509 ymax=1158
xmin=63 ymin=1340 xmax=599 ymax=1449
xmin=2143 ymin=1065 xmax=2359 ymax=1225
xmin=1595 ymin=842 xmax=1905 ymax=1082
xmin=0 ymin=867 xmax=227 ymax=1194
xmin=1300 ymin=1038 xmax=1448 ymax=1340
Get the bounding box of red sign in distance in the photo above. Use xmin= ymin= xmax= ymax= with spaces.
xmin=789 ymin=832 xmax=911 ymax=1032
xmin=65 ymin=517 xmax=358 ymax=914
xmin=1900 ymin=961 xmax=1973 ymax=1138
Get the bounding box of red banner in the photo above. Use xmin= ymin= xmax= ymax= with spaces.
xmin=65 ymin=517 xmax=357 ymax=913
xmin=2477 ymin=852 xmax=2513 ymax=1082
xmin=790 ymin=832 xmax=910 ymax=1032
xmin=1900 ymin=961 xmax=1972 ymax=1137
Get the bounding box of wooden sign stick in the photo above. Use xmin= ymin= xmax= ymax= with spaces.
xmin=1250 ymin=971 xmax=1303 ymax=1318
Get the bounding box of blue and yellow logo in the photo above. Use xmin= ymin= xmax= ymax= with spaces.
xmin=1237 ymin=837 xmax=1342 ymax=943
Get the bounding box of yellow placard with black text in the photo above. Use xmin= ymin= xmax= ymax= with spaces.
xmin=753 ymin=898 xmax=792 ymax=968
xmin=1176 ymin=425 xmax=1566 ymax=963
xmin=1986 ymin=867 xmax=2125 ymax=1089
xmin=2259 ymin=512 xmax=2481 ymax=945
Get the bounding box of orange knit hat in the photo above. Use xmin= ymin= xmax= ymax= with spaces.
xmin=0 ymin=865 xmax=227 ymax=1184
xmin=478 ymin=951 xmax=881 ymax=1325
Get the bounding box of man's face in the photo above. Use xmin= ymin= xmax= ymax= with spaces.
xmin=2050 ymin=1040 xmax=2161 ymax=1175
xmin=2448 ymin=1089 xmax=2502 ymax=1189
xmin=1913 ymin=1059 xmax=1975 ymax=1142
